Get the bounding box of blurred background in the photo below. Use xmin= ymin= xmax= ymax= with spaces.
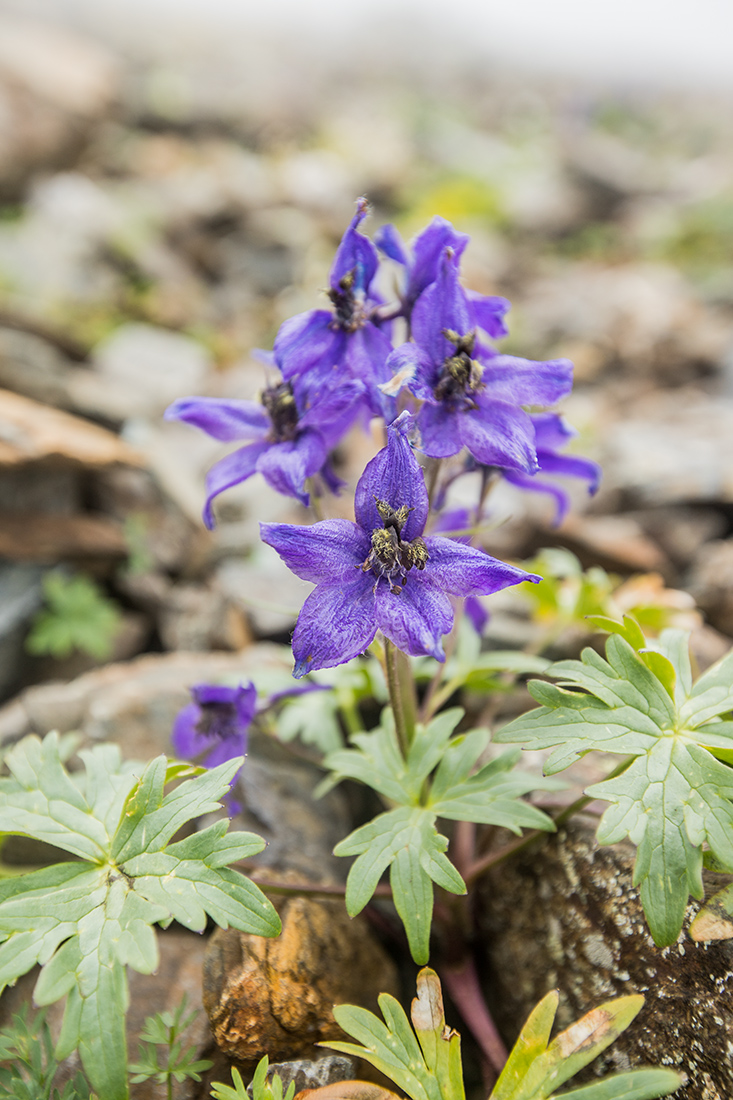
xmin=1 ymin=0 xmax=733 ymax=703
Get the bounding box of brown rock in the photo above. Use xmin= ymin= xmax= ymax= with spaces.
xmin=0 ymin=512 xmax=127 ymax=563
xmin=204 ymin=892 xmax=399 ymax=1063
xmin=477 ymin=821 xmax=733 ymax=1100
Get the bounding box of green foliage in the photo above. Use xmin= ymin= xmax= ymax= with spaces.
xmin=326 ymin=708 xmax=556 ymax=963
xmin=275 ymin=659 xmax=387 ymax=754
xmin=519 ymin=549 xmax=617 ymax=634
xmin=211 ymin=1058 xmax=296 ymax=1100
xmin=26 ymin=573 xmax=122 ymax=660
xmin=128 ymin=996 xmax=213 ymax=1094
xmin=0 ymin=732 xmax=281 ymax=1100
xmin=324 ymin=969 xmax=682 ymax=1100
xmin=496 ymin=619 xmax=733 ymax=945
xmin=0 ymin=1007 xmax=91 ymax=1100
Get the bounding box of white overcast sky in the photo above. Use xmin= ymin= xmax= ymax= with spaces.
xmin=5 ymin=0 xmax=733 ymax=91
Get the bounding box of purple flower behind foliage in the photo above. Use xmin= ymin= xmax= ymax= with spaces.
xmin=165 ymin=375 xmax=364 ymax=527
xmin=503 ymin=413 xmax=601 ymax=525
xmin=376 ymin=216 xmax=510 ymax=336
xmin=261 ymin=412 xmax=538 ymax=677
xmin=172 ymin=682 xmax=257 ymax=812
xmin=273 ymin=199 xmax=393 ymax=417
xmin=386 ymin=249 xmax=573 ymax=471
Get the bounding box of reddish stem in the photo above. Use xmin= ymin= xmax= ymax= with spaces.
xmin=440 ymin=955 xmax=508 ymax=1090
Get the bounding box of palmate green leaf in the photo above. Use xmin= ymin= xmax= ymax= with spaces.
xmin=496 ymin=627 xmax=733 ymax=946
xmin=335 ymin=806 xmax=465 ymax=964
xmin=0 ymin=733 xmax=280 ymax=1100
xmin=553 ymin=1068 xmax=685 ymax=1100
xmin=491 ymin=990 xmax=558 ymax=1100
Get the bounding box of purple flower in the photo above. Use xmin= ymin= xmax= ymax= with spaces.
xmin=273 ymin=199 xmax=393 ymax=416
xmin=503 ymin=413 xmax=601 ymax=525
xmin=165 ymin=375 xmax=364 ymax=527
xmin=376 ymin=216 xmax=509 ymax=336
xmin=261 ymin=413 xmax=538 ymax=677
xmin=172 ymin=682 xmax=257 ymax=812
xmin=386 ymin=249 xmax=573 ymax=471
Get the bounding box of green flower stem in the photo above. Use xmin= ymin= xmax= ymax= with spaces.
xmin=462 ymin=756 xmax=635 ymax=887
xmin=305 ymin=478 xmax=324 ymax=520
xmin=384 ymin=638 xmax=418 ymax=754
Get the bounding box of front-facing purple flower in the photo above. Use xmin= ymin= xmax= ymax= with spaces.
xmin=172 ymin=682 xmax=257 ymax=811
xmin=261 ymin=413 xmax=539 ymax=677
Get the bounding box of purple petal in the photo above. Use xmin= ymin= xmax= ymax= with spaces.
xmin=329 ymin=199 xmax=379 ymax=294
xmin=191 ymin=684 xmax=242 ymax=707
xmin=479 ymin=354 xmax=574 ymax=407
xmin=204 ymin=737 xmax=244 ymax=770
xmin=537 ymin=451 xmax=602 ymax=495
xmin=422 ymin=536 xmax=539 ymax=595
xmin=171 ymin=702 xmax=217 ymax=758
xmin=503 ymin=469 xmax=571 ymax=525
xmin=458 ymin=398 xmax=538 ymax=473
xmin=465 ymin=595 xmax=489 ymax=636
xmin=165 ymin=397 xmax=270 ymax=442
xmin=273 ymin=310 xmax=341 ymax=379
xmin=467 ymin=291 xmax=511 ymax=340
xmin=408 ymin=218 xmax=469 ymax=305
xmin=375 ymin=223 xmax=409 ymax=266
xmin=203 ymin=440 xmax=271 ymax=528
xmin=417 ymin=402 xmax=464 ymax=458
xmin=354 ymin=412 xmax=428 ymax=541
xmin=256 ymin=431 xmax=327 ymax=505
xmin=298 ymin=379 xmax=365 ymax=446
xmin=319 ymin=457 xmax=347 ymax=495
xmin=261 ymin=518 xmax=370 ymax=583
xmin=411 ymin=250 xmax=472 ymax=364
xmin=342 ymin=323 xmax=394 ymax=416
xmin=530 ymin=412 xmax=576 ymax=451
xmin=292 ymin=578 xmax=377 ymax=677
xmin=384 ymin=343 xmax=433 ymax=399
xmin=375 ymin=572 xmax=453 ymax=660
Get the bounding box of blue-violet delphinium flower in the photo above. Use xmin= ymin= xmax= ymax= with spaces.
xmin=172 ymin=682 xmax=257 ymax=812
xmin=502 ymin=412 xmax=601 ymax=525
xmin=386 ymin=248 xmax=573 ymax=471
xmin=165 ymin=374 xmax=365 ymax=527
xmin=261 ymin=412 xmax=539 ymax=677
xmin=273 ymin=198 xmax=393 ymax=417
xmin=375 ymin=215 xmax=510 ymax=337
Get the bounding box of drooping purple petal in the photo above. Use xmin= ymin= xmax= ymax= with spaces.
xmin=479 ymin=354 xmax=574 ymax=407
xmin=467 ymin=290 xmax=511 ymax=340
xmin=408 ymin=218 xmax=469 ymax=305
xmin=458 ymin=397 xmax=538 ymax=473
xmin=261 ymin=519 xmax=370 ymax=584
xmin=532 ymin=412 xmax=576 ymax=451
xmin=375 ymin=572 xmax=453 ymax=660
xmin=203 ymin=440 xmax=271 ymax=528
xmin=164 ymin=397 xmax=270 ymax=442
xmin=354 ymin=411 xmax=428 ymax=541
xmin=202 ymin=736 xmax=245 ymax=769
xmin=320 ymin=457 xmax=347 ymax=495
xmin=256 ymin=430 xmax=327 ymax=505
xmin=411 ymin=249 xmax=472 ymax=365
xmin=422 ymin=537 xmax=539 ymax=595
xmin=273 ymin=310 xmax=341 ymax=380
xmin=298 ymin=378 xmax=366 ymax=447
xmin=537 ymin=451 xmax=601 ymax=495
xmin=503 ymin=469 xmax=572 ymax=525
xmin=329 ymin=198 xmax=379 ymax=294
xmin=375 ymin=222 xmax=409 ymax=266
xmin=382 ymin=342 xmax=432 ymax=399
xmin=172 ymin=702 xmax=217 ymax=759
xmin=465 ymin=595 xmax=489 ymax=636
xmin=342 ymin=323 xmax=395 ymax=416
xmin=417 ymin=402 xmax=464 ymax=458
xmin=292 ymin=578 xmax=378 ymax=677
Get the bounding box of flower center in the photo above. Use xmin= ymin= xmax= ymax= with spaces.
xmin=328 ymin=269 xmax=368 ymax=333
xmin=433 ymin=329 xmax=484 ymax=409
xmin=195 ymin=702 xmax=240 ymax=742
xmin=361 ymin=497 xmax=428 ymax=594
xmin=262 ymin=381 xmax=299 ymax=442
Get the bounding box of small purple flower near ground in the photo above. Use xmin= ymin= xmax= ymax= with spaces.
xmin=503 ymin=413 xmax=601 ymax=525
xmin=172 ymin=682 xmax=257 ymax=812
xmin=165 ymin=375 xmax=364 ymax=526
xmin=386 ymin=248 xmax=573 ymax=470
xmin=261 ymin=413 xmax=539 ymax=677
xmin=273 ymin=199 xmax=394 ymax=416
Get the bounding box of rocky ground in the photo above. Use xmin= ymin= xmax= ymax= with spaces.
xmin=2 ymin=9 xmax=733 ymax=1100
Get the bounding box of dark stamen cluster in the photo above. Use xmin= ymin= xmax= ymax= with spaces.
xmin=328 ymin=269 xmax=368 ymax=333
xmin=195 ymin=702 xmax=239 ymax=742
xmin=262 ymin=381 xmax=299 ymax=442
xmin=433 ymin=328 xmax=484 ymax=408
xmin=361 ymin=497 xmax=428 ymax=594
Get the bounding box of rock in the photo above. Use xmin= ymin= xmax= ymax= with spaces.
xmin=0 ymin=512 xmax=127 ymax=563
xmin=477 ymin=821 xmax=733 ymax=1100
xmin=688 ymin=539 xmax=733 ymax=638
xmin=0 ymin=327 xmax=81 ymax=409
xmin=0 ymin=562 xmax=44 ymax=699
xmin=204 ymin=891 xmax=399 ymax=1063
xmin=0 ymin=16 xmax=121 ymax=198
xmin=249 ymin=1056 xmax=356 ymax=1099
xmin=0 ymin=387 xmax=143 ymax=469
xmin=538 ymin=513 xmax=670 ymax=576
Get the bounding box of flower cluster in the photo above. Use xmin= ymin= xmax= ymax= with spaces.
xmin=168 ymin=199 xmax=599 ymax=683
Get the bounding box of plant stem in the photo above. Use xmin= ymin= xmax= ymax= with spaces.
xmin=234 ymin=870 xmax=393 ymax=900
xmin=440 ymin=956 xmax=508 ymax=1086
xmin=306 ymin=478 xmax=324 ymax=520
xmin=384 ymin=638 xmax=417 ymax=754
